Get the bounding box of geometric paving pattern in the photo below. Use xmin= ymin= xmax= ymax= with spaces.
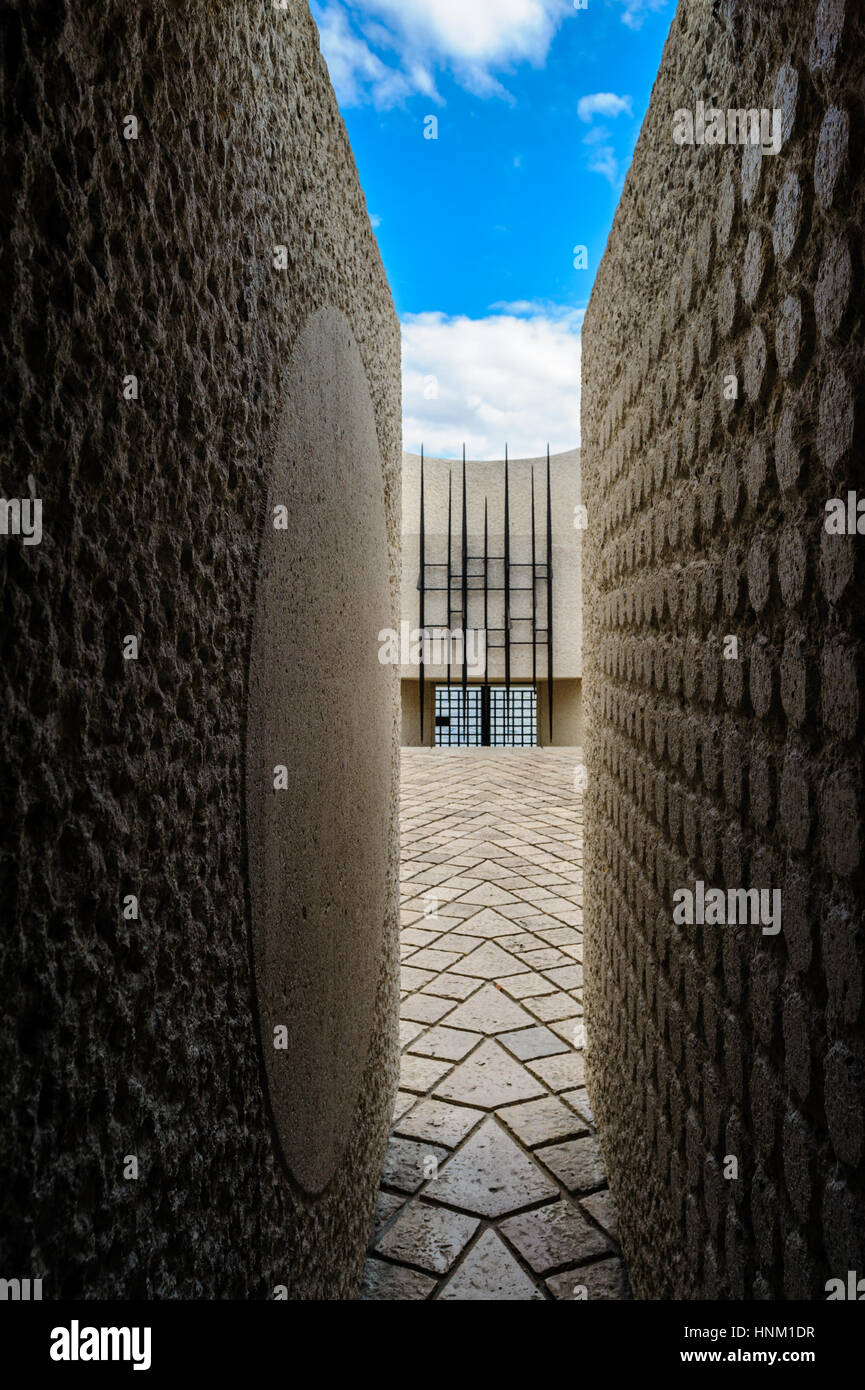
xmin=361 ymin=748 xmax=631 ymax=1300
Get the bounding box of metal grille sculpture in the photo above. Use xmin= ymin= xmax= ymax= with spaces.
xmin=417 ymin=446 xmax=554 ymax=746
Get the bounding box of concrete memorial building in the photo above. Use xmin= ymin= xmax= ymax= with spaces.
xmin=3 ymin=0 xmax=863 ymax=1312
xmin=399 ymin=449 xmax=583 ymax=748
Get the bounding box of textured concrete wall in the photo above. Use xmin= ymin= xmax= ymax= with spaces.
xmin=400 ymin=679 xmax=435 ymax=747
xmin=582 ymin=0 xmax=864 ymax=1299
xmin=538 ymin=679 xmax=583 ymax=747
xmin=0 ymin=1 xmax=400 ymax=1297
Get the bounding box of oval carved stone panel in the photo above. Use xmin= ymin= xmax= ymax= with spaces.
xmin=246 ymin=307 xmax=394 ymax=1195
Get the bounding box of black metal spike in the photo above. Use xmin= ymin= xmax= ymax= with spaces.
xmin=483 ymin=498 xmax=489 ymax=684
xmin=531 ymin=463 xmax=537 ymax=697
xmin=546 ymin=444 xmax=554 ymax=743
xmin=419 ymin=445 xmax=425 ymax=743
xmin=504 ymin=444 xmax=511 ymax=745
xmin=483 ymin=497 xmax=490 ymax=746
xmin=461 ymin=445 xmax=468 ymax=744
xmin=446 ymin=464 xmax=452 ymax=694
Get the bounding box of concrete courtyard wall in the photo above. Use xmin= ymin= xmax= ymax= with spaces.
xmin=0 ymin=0 xmax=400 ymax=1297
xmin=582 ymin=0 xmax=864 ymax=1298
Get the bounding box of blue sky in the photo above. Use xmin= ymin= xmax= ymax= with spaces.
xmin=311 ymin=0 xmax=675 ymax=456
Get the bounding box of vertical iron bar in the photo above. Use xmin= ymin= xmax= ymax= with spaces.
xmin=504 ymin=444 xmax=511 ymax=745
xmin=546 ymin=443 xmax=554 ymax=744
xmin=419 ymin=445 xmax=425 ymax=744
xmin=446 ymin=464 xmax=452 ymax=700
xmin=461 ymin=444 xmax=468 ymax=745
xmin=483 ymin=498 xmax=489 ymax=685
xmin=531 ymin=464 xmax=537 ymax=695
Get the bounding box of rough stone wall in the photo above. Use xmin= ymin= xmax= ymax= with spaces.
xmin=0 ymin=2 xmax=401 ymax=1297
xmin=582 ymin=0 xmax=864 ymax=1298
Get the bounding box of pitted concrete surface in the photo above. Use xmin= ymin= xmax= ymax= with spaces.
xmin=581 ymin=0 xmax=865 ymax=1298
xmin=361 ymin=748 xmax=629 ymax=1300
xmin=0 ymin=0 xmax=401 ymax=1298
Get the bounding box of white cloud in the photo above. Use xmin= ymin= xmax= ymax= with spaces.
xmin=401 ymin=306 xmax=582 ymax=458
xmin=612 ymin=0 xmax=669 ymax=31
xmin=361 ymin=0 xmax=571 ymax=66
xmin=489 ymin=299 xmax=584 ymax=320
xmin=577 ymin=92 xmax=632 ymax=122
xmin=576 ymin=93 xmax=632 ymax=186
xmin=369 ymin=213 xmax=382 ymax=227
xmin=313 ymin=5 xmax=439 ymax=108
xmin=585 ymin=142 xmax=619 ymax=185
xmin=313 ymin=0 xmax=573 ymax=108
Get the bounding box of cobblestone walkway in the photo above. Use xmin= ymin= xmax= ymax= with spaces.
xmin=361 ymin=747 xmax=630 ymax=1301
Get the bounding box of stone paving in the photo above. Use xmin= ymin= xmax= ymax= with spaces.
xmin=361 ymin=747 xmax=630 ymax=1301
